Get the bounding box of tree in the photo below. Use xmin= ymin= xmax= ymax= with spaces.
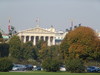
xmin=60 ymin=26 xmax=100 ymax=60
xmin=39 ymin=42 xmax=61 ymax=62
xmin=38 ymin=41 xmax=48 ymax=60
xmin=0 ymin=32 xmax=2 ymax=38
xmin=60 ymin=35 xmax=69 ymax=60
xmin=48 ymin=45 xmax=60 ymax=60
xmin=36 ymin=40 xmax=44 ymax=50
xmin=22 ymin=41 xmax=37 ymax=60
xmin=0 ymin=32 xmax=4 ymax=43
xmin=0 ymin=32 xmax=9 ymax=57
xmin=42 ymin=57 xmax=60 ymax=72
xmin=65 ymin=58 xmax=85 ymax=73
xmin=90 ymin=38 xmax=100 ymax=61
xmin=9 ymin=26 xmax=17 ymax=37
xmin=40 ymin=45 xmax=61 ymax=72
xmin=0 ymin=43 xmax=9 ymax=57
xmin=9 ymin=35 xmax=22 ymax=60
xmin=0 ymin=57 xmax=13 ymax=72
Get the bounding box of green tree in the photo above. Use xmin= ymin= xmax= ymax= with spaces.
xmin=39 ymin=42 xmax=61 ymax=62
xmin=9 ymin=35 xmax=22 ymax=60
xmin=22 ymin=41 xmax=37 ymax=60
xmin=0 ymin=32 xmax=2 ymax=38
xmin=9 ymin=26 xmax=17 ymax=37
xmin=42 ymin=57 xmax=60 ymax=72
xmin=40 ymin=45 xmax=62 ymax=72
xmin=0 ymin=43 xmax=9 ymax=57
xmin=48 ymin=45 xmax=60 ymax=60
xmin=38 ymin=41 xmax=48 ymax=60
xmin=65 ymin=58 xmax=85 ymax=73
xmin=36 ymin=40 xmax=44 ymax=50
xmin=0 ymin=32 xmax=4 ymax=43
xmin=0 ymin=57 xmax=13 ymax=72
xmin=60 ymin=35 xmax=69 ymax=60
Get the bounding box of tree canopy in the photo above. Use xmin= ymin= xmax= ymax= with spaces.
xmin=21 ymin=41 xmax=37 ymax=60
xmin=0 ymin=32 xmax=2 ymax=38
xmin=0 ymin=43 xmax=9 ymax=57
xmin=60 ymin=26 xmax=100 ymax=60
xmin=9 ymin=35 xmax=22 ymax=59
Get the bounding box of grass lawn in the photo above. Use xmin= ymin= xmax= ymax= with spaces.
xmin=0 ymin=71 xmax=100 ymax=75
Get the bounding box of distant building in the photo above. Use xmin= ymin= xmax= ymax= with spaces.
xmin=55 ymin=31 xmax=68 ymax=45
xmin=98 ymin=33 xmax=100 ymax=39
xmin=17 ymin=26 xmax=67 ymax=46
xmin=0 ymin=28 xmax=9 ymax=40
xmin=2 ymin=34 xmax=9 ymax=40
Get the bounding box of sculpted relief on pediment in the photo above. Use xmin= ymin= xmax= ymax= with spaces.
xmin=22 ymin=28 xmax=54 ymax=34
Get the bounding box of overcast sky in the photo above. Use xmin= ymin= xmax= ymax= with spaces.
xmin=0 ymin=0 xmax=100 ymax=33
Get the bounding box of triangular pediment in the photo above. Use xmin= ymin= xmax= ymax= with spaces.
xmin=19 ymin=27 xmax=55 ymax=34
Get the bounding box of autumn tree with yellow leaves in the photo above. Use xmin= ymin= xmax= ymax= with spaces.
xmin=60 ymin=26 xmax=100 ymax=61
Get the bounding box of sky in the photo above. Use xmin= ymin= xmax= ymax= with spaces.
xmin=0 ymin=0 xmax=100 ymax=33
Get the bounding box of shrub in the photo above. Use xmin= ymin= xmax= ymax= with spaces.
xmin=65 ymin=58 xmax=85 ymax=73
xmin=0 ymin=57 xmax=13 ymax=72
xmin=42 ymin=58 xmax=60 ymax=72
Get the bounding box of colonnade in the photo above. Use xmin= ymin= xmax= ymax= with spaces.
xmin=21 ymin=35 xmax=55 ymax=46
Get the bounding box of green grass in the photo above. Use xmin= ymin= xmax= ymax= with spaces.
xmin=0 ymin=71 xmax=100 ymax=75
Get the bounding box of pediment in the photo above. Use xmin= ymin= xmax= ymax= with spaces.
xmin=19 ymin=27 xmax=55 ymax=34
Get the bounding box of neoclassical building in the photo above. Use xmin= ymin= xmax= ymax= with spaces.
xmin=17 ymin=26 xmax=67 ymax=46
xmin=98 ymin=33 xmax=100 ymax=39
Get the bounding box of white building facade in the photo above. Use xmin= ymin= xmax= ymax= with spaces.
xmin=17 ymin=26 xmax=67 ymax=46
xmin=98 ymin=33 xmax=100 ymax=39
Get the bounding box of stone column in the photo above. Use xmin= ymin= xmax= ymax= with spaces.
xmin=29 ymin=36 xmax=31 ymax=41
xmin=39 ymin=36 xmax=41 ymax=41
xmin=44 ymin=36 xmax=46 ymax=41
xmin=52 ymin=36 xmax=55 ymax=45
xmin=24 ymin=36 xmax=26 ymax=43
xmin=33 ymin=36 xmax=36 ymax=45
xmin=48 ymin=36 xmax=51 ymax=46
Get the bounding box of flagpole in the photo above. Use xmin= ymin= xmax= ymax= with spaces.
xmin=8 ymin=17 xmax=11 ymax=33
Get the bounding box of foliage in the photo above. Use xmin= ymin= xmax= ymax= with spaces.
xmin=84 ymin=61 xmax=100 ymax=67
xmin=41 ymin=45 xmax=61 ymax=72
xmin=0 ymin=57 xmax=13 ymax=72
xmin=0 ymin=32 xmax=4 ymax=42
xmin=9 ymin=26 xmax=17 ymax=37
xmin=0 ymin=32 xmax=2 ymax=38
xmin=36 ymin=40 xmax=48 ymax=62
xmin=9 ymin=35 xmax=22 ymax=59
xmin=22 ymin=41 xmax=37 ymax=60
xmin=0 ymin=43 xmax=9 ymax=57
xmin=65 ymin=58 xmax=85 ymax=73
xmin=42 ymin=57 xmax=60 ymax=72
xmin=68 ymin=27 xmax=99 ymax=59
xmin=90 ymin=39 xmax=100 ymax=61
xmin=36 ymin=40 xmax=45 ymax=50
xmin=60 ymin=35 xmax=69 ymax=60
xmin=39 ymin=43 xmax=61 ymax=63
xmin=60 ymin=26 xmax=100 ymax=60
